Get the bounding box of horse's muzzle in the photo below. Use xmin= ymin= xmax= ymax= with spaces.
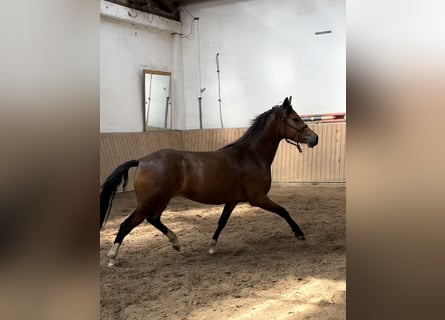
xmin=306 ymin=135 xmax=318 ymax=148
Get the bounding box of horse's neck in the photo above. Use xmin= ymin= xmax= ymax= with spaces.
xmin=248 ymin=121 xmax=281 ymax=166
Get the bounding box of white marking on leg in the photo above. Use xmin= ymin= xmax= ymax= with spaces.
xmin=107 ymin=243 xmax=120 ymax=258
xmin=208 ymin=239 xmax=217 ymax=255
xmin=107 ymin=243 xmax=120 ymax=267
xmin=167 ymin=230 xmax=180 ymax=251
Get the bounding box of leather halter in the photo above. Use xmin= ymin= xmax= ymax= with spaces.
xmin=283 ymin=121 xmax=308 ymax=153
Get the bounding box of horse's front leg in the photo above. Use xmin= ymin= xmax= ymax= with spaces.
xmin=208 ymin=203 xmax=237 ymax=254
xmin=250 ymin=196 xmax=305 ymax=240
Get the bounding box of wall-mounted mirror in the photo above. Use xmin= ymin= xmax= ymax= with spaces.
xmin=144 ymin=70 xmax=171 ymax=130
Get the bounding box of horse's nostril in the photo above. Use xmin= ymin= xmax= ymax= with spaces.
xmin=307 ymin=135 xmax=318 ymax=147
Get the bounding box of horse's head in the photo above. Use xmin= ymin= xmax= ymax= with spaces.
xmin=278 ymin=96 xmax=318 ymax=150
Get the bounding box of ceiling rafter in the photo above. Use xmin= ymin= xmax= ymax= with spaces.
xmin=106 ymin=0 xmax=180 ymax=21
xmin=105 ymin=0 xmax=222 ymax=21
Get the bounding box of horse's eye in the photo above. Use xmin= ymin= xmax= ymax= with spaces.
xmin=293 ymin=118 xmax=299 ymax=122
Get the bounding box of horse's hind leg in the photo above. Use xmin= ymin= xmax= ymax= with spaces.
xmin=107 ymin=209 xmax=146 ymax=266
xmin=208 ymin=203 xmax=237 ymax=255
xmin=146 ymin=216 xmax=181 ymax=251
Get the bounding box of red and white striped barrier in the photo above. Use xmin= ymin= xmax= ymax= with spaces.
xmin=301 ymin=112 xmax=346 ymax=123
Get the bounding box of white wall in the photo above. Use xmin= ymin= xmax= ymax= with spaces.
xmin=100 ymin=0 xmax=345 ymax=132
xmin=100 ymin=17 xmax=174 ymax=132
xmin=181 ymin=0 xmax=345 ymax=129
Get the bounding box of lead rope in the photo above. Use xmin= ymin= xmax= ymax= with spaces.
xmin=285 ymin=138 xmax=302 ymax=153
xmin=283 ymin=120 xmax=307 ymax=153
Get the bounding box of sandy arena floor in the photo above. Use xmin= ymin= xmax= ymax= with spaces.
xmin=100 ymin=183 xmax=345 ymax=320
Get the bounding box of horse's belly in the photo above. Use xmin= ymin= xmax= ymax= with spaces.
xmin=180 ymin=182 xmax=244 ymax=205
xmin=182 ymin=193 xmax=242 ymax=205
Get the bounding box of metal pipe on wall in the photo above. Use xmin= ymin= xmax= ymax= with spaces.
xmin=216 ymin=53 xmax=224 ymax=128
xmin=195 ymin=17 xmax=204 ymax=129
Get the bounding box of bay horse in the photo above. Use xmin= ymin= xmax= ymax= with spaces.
xmin=100 ymin=97 xmax=318 ymax=266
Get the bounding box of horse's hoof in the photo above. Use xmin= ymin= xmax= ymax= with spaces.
xmin=208 ymin=239 xmax=217 ymax=255
xmin=295 ymin=234 xmax=305 ymax=241
xmin=172 ymin=244 xmax=180 ymax=252
xmin=107 ymin=259 xmax=117 ymax=267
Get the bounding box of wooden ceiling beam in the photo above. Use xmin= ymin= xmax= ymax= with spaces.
xmin=157 ymin=0 xmax=178 ymax=14
xmin=105 ymin=0 xmax=180 ymax=21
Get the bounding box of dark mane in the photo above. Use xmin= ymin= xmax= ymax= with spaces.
xmin=220 ymin=105 xmax=281 ymax=149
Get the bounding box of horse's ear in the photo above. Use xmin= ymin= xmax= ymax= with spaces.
xmin=289 ymin=96 xmax=292 ymax=104
xmin=282 ymin=97 xmax=290 ymax=108
xmin=282 ymin=97 xmax=291 ymax=114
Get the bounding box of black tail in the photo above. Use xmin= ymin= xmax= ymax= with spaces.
xmin=100 ymin=160 xmax=139 ymax=229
